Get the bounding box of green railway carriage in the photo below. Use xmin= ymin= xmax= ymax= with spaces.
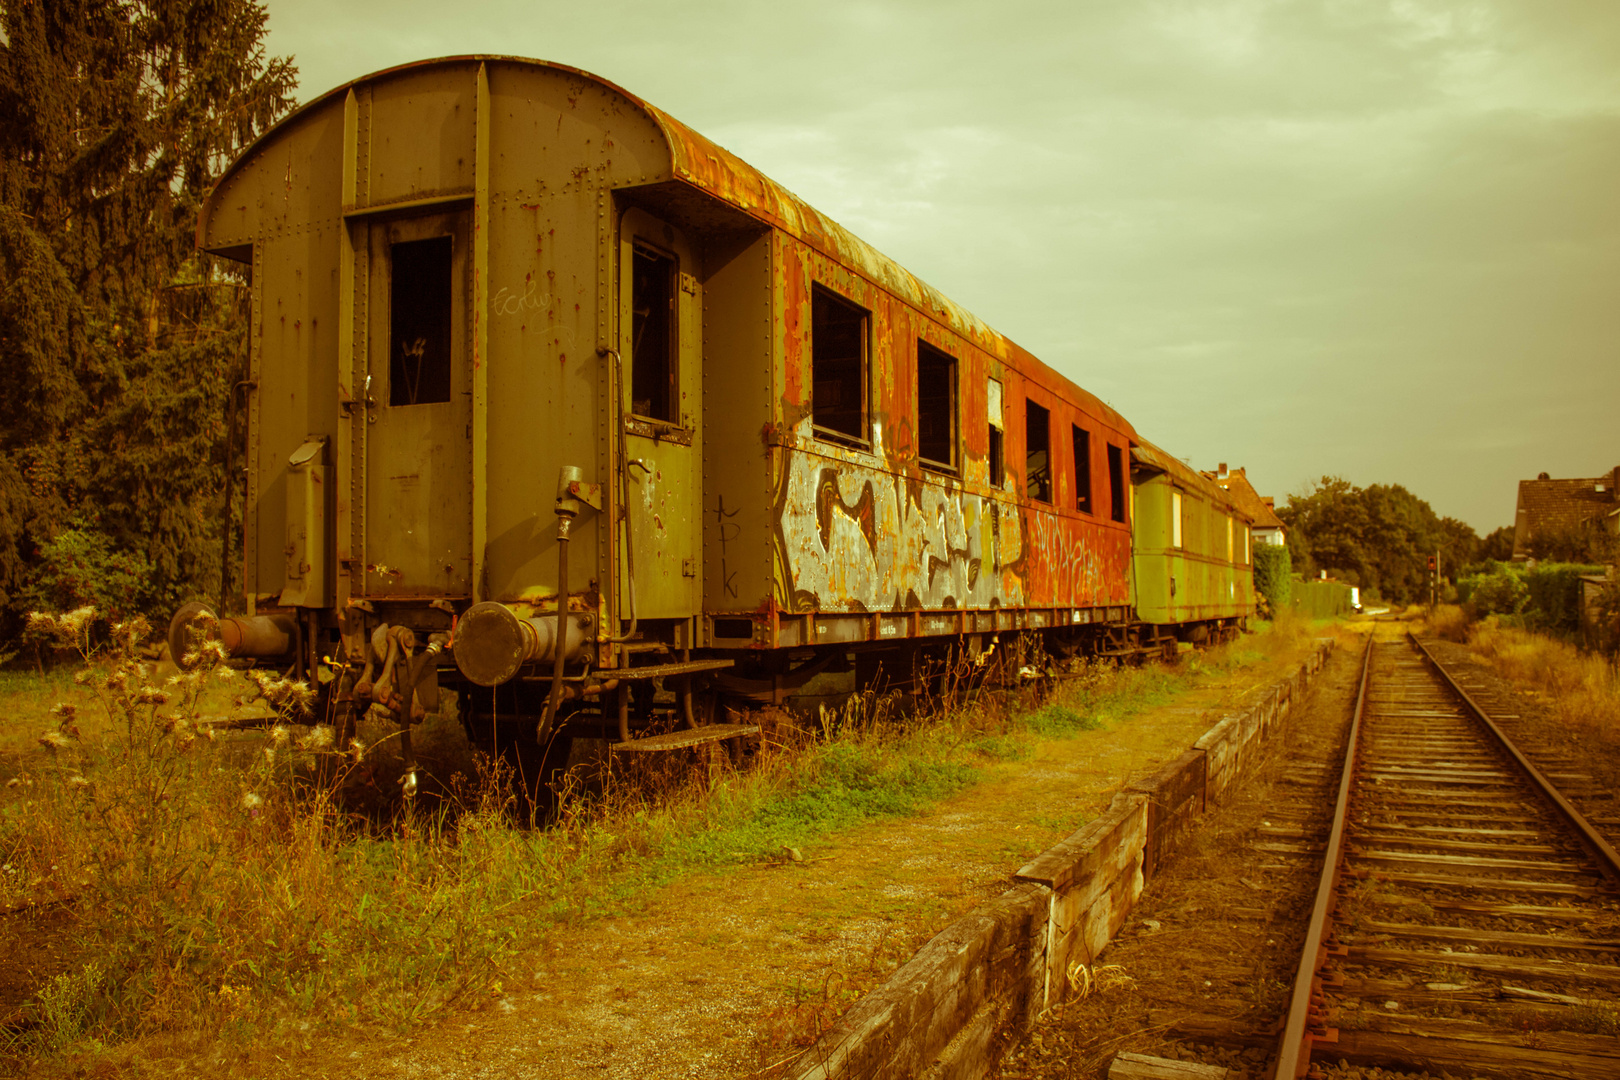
xmin=1129 ymin=440 xmax=1255 ymax=644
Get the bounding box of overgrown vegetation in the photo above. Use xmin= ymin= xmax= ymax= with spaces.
xmin=1251 ymin=543 xmax=1291 ymax=616
xmin=0 ymin=613 xmax=1308 ymax=1062
xmin=1423 ymin=605 xmax=1620 ymax=751
xmin=0 ymin=0 xmax=297 ymax=643
xmin=1455 ymin=561 xmax=1607 ymax=640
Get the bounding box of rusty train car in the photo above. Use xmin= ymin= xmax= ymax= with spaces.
xmin=178 ymin=56 xmax=1253 ymax=765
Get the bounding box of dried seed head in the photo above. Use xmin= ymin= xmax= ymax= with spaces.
xmin=300 ymin=725 xmax=335 ymax=751
xmin=38 ymin=731 xmax=71 ymax=750
xmin=138 ymin=687 xmax=169 ymax=705
xmin=60 ymin=607 xmax=95 ymax=634
xmin=49 ymin=703 xmax=77 ymax=720
xmin=347 ymin=738 xmax=365 ymax=764
xmin=240 ymin=792 xmax=263 ymax=811
xmin=270 ymin=725 xmax=290 ymax=748
xmin=67 ymin=775 xmax=91 ymax=789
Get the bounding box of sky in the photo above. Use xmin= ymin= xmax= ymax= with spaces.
xmin=263 ymin=0 xmax=1620 ymax=534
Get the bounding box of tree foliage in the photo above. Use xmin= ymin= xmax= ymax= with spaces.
xmin=1277 ymin=476 xmax=1480 ymax=604
xmin=0 ymin=0 xmax=295 ymax=639
xmin=1522 ymin=522 xmax=1618 ymax=564
xmin=1478 ymin=525 xmax=1515 ymax=563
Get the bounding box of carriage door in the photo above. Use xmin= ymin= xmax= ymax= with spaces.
xmin=620 ymin=209 xmax=701 ymax=619
xmin=361 ymin=210 xmax=474 ymax=598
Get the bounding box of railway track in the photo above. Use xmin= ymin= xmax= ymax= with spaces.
xmin=1277 ymin=634 xmax=1620 ymax=1080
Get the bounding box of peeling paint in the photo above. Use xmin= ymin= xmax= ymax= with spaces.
xmin=774 ymin=419 xmax=1130 ymax=615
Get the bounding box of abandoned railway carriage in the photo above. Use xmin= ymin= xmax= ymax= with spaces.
xmin=183 ymin=55 xmax=1251 ymax=758
xmin=1130 ymin=440 xmax=1254 ymax=648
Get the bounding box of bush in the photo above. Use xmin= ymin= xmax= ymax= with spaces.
xmin=1253 ymin=543 xmax=1292 ymax=616
xmin=1460 ymin=561 xmax=1605 ymax=638
xmin=17 ymin=522 xmax=155 ymax=623
xmin=1466 ymin=565 xmax=1528 ymax=617
xmin=1522 ymin=562 xmax=1605 ymax=637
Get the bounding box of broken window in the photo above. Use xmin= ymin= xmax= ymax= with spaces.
xmin=1025 ymin=400 xmax=1051 ymax=502
xmin=1072 ymin=426 xmax=1092 ymax=514
xmin=631 ymin=245 xmax=677 ymax=422
xmin=1108 ymin=444 xmax=1126 ymax=523
xmin=389 ymin=236 xmax=453 ymax=406
xmin=917 ymin=341 xmax=957 ymax=473
xmin=812 ymin=286 xmax=869 ymax=444
xmin=987 ymin=378 xmax=1004 ymax=488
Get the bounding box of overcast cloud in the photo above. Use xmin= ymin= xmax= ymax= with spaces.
xmin=265 ymin=0 xmax=1620 ymax=531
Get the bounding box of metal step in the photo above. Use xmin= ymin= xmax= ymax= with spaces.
xmin=611 ymin=723 xmax=761 ymax=752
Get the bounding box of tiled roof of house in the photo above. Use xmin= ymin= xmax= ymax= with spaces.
xmin=1513 ymin=467 xmax=1620 ymax=557
xmin=1202 ymin=467 xmax=1286 ymax=530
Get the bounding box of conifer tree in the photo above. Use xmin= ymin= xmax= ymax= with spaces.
xmin=0 ymin=0 xmax=296 ymax=636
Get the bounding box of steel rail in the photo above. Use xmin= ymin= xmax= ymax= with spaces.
xmin=1273 ymin=634 xmax=1372 ymax=1080
xmin=1409 ymin=631 xmax=1620 ymax=885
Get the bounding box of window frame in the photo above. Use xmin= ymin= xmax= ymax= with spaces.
xmin=1107 ymin=444 xmax=1126 ymax=523
xmin=628 ymin=241 xmax=679 ymax=423
xmin=1171 ymin=489 xmax=1183 ymax=548
xmin=387 ymin=234 xmax=455 ymax=407
xmin=1025 ymin=398 xmax=1052 ymax=503
xmin=916 ymin=340 xmax=958 ymax=475
xmin=810 ymin=284 xmax=871 ymax=448
xmin=986 ymin=377 xmax=1005 ymax=488
xmin=1072 ymin=425 xmax=1092 ymax=514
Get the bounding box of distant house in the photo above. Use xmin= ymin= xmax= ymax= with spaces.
xmin=1204 ymin=464 xmax=1287 ymax=547
xmin=1511 ymin=466 xmax=1620 ymax=560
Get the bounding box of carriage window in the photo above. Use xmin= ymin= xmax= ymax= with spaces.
xmin=917 ymin=342 xmax=957 ymax=474
xmin=987 ymin=378 xmax=1004 ymax=487
xmin=812 ymin=286 xmax=868 ymax=444
xmin=1072 ymin=426 xmax=1092 ymax=514
xmin=1107 ymin=444 xmax=1126 ymax=522
xmin=631 ymin=245 xmax=677 ymax=422
xmin=1025 ymin=400 xmax=1051 ymax=502
xmin=1172 ymin=490 xmax=1183 ymax=548
xmin=389 ymin=237 xmax=453 ymax=406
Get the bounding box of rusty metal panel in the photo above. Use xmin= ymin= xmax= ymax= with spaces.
xmin=200 ymin=105 xmax=345 ymax=255
xmin=701 ymin=230 xmax=774 ymax=617
xmin=361 ymin=211 xmax=473 ymax=596
xmin=619 ymin=207 xmax=700 ymax=619
xmin=768 ymin=235 xmax=1131 ymax=618
xmin=251 ymin=229 xmax=342 ymax=606
xmin=364 ymin=65 xmax=476 ymax=207
xmin=475 ymin=64 xmax=674 ymax=621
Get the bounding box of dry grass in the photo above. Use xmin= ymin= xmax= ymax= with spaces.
xmin=1423 ymin=603 xmax=1472 ymax=643
xmin=1465 ymin=618 xmax=1620 ymax=746
xmin=0 ymin=613 xmax=1316 ymax=1068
